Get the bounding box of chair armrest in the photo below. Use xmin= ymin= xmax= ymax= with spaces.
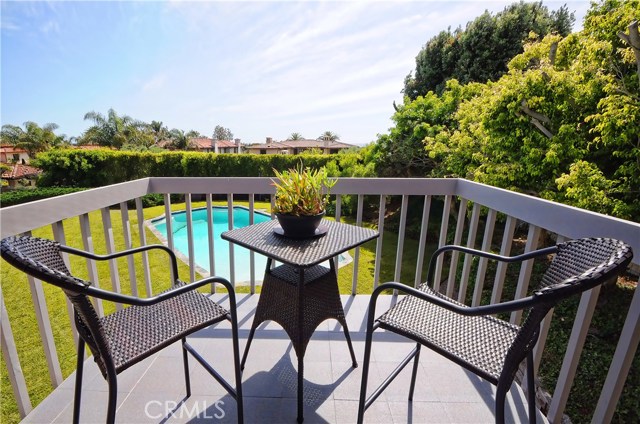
xmin=426 ymin=244 xmax=557 ymax=287
xmin=60 ymin=244 xmax=179 ymax=281
xmin=370 ymin=281 xmax=538 ymax=318
xmin=80 ymin=276 xmax=233 ymax=307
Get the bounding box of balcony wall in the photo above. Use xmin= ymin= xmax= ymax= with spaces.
xmin=1 ymin=177 xmax=639 ymax=422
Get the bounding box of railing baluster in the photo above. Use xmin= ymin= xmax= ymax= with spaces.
xmin=163 ymin=194 xmax=174 ymax=253
xmin=1 ymin=293 xmax=32 ymax=418
xmin=120 ymin=202 xmax=138 ymax=296
xmin=446 ymin=198 xmax=468 ymax=298
xmin=472 ymin=208 xmax=497 ymax=307
xmin=393 ymin=195 xmax=409 ymax=296
xmin=458 ymin=202 xmax=480 ymax=303
xmin=593 ymin=274 xmax=640 ymax=422
xmin=206 ymin=194 xmax=216 ymax=293
xmin=79 ymin=213 xmax=104 ymax=317
xmin=373 ymin=195 xmax=386 ymax=289
xmin=351 ymin=194 xmax=364 ymax=295
xmin=185 ymin=194 xmax=196 ymax=283
xmin=249 ymin=194 xmax=256 ymax=294
xmin=414 ymin=195 xmax=432 ymax=288
xmin=335 ymin=194 xmax=342 ymax=222
xmin=227 ymin=193 xmax=235 ymax=288
xmin=491 ymin=215 xmax=517 ymax=305
xmin=135 ymin=198 xmax=152 ymax=297
xmin=101 ymin=207 xmax=123 ymax=311
xmin=51 ymin=220 xmax=81 ymax=350
xmin=433 ymin=195 xmax=453 ymax=291
xmin=510 ymin=224 xmax=541 ymax=325
xmin=548 ymin=284 xmax=603 ymax=422
xmin=23 ymin=230 xmax=63 ymax=388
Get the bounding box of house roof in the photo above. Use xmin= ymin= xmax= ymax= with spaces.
xmin=247 ymin=139 xmax=354 ymax=150
xmin=0 ymin=145 xmax=28 ymax=154
xmin=1 ymin=163 xmax=42 ymax=180
xmin=188 ymin=138 xmax=239 ymax=150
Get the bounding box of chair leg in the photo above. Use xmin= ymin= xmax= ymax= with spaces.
xmin=105 ymin=365 xmax=118 ymax=424
xmin=495 ymin=379 xmax=508 ymax=424
xmin=408 ymin=343 xmax=421 ymax=401
xmin=527 ymin=352 xmax=536 ymax=424
xmin=182 ymin=338 xmax=191 ymax=397
xmin=357 ymin=319 xmax=375 ymax=424
xmin=230 ymin=313 xmax=244 ymax=424
xmin=72 ymin=341 xmax=85 ymax=424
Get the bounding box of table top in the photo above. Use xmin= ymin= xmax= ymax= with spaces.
xmin=221 ymin=219 xmax=379 ymax=268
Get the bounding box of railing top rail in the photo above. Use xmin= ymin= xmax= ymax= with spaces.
xmin=0 ymin=179 xmax=150 ymax=239
xmin=1 ymin=177 xmax=638 ymax=264
xmin=457 ymin=179 xmax=640 ymax=259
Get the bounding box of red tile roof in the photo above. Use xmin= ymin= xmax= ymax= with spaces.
xmin=1 ymin=163 xmax=42 ymax=180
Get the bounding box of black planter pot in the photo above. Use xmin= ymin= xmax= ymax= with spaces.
xmin=275 ymin=212 xmax=325 ymax=238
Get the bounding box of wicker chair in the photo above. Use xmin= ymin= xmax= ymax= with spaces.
xmin=0 ymin=235 xmax=244 ymax=424
xmin=357 ymin=237 xmax=633 ymax=424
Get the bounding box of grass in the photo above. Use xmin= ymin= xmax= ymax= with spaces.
xmin=0 ymin=200 xmax=438 ymax=423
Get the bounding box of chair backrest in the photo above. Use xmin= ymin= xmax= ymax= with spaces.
xmin=1 ymin=235 xmax=114 ymax=377
xmin=500 ymin=237 xmax=633 ymax=389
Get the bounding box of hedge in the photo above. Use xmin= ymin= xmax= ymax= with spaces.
xmin=32 ymin=150 xmax=343 ymax=187
xmin=0 ymin=187 xmax=86 ymax=207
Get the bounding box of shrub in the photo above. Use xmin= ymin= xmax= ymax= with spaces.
xmin=0 ymin=187 xmax=86 ymax=207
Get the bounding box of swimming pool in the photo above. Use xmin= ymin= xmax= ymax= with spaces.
xmin=149 ymin=206 xmax=271 ymax=283
xmin=149 ymin=206 xmax=351 ymax=283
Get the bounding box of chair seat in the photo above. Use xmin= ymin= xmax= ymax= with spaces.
xmin=100 ymin=281 xmax=229 ymax=373
xmin=377 ymin=284 xmax=520 ymax=383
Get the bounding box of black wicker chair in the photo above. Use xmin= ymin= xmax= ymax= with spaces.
xmin=0 ymin=235 xmax=244 ymax=424
xmin=357 ymin=237 xmax=632 ymax=424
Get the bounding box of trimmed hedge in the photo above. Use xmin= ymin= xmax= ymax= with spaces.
xmin=33 ymin=150 xmax=341 ymax=187
xmin=0 ymin=187 xmax=86 ymax=207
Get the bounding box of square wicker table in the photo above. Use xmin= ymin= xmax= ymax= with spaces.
xmin=221 ymin=218 xmax=378 ymax=423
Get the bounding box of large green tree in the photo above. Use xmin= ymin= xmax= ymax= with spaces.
xmin=0 ymin=121 xmax=66 ymax=157
xmin=404 ymin=1 xmax=575 ymax=99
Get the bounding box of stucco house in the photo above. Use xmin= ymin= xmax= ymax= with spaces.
xmin=245 ymin=137 xmax=354 ymax=155
xmin=190 ymin=138 xmax=242 ymax=153
xmin=0 ymin=145 xmax=30 ymax=164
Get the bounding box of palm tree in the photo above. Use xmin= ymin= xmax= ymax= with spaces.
xmin=168 ymin=129 xmax=195 ymax=150
xmin=81 ymin=108 xmax=143 ymax=148
xmin=318 ymin=131 xmax=339 ymax=141
xmin=148 ymin=120 xmax=169 ymax=144
xmin=0 ymin=121 xmax=63 ymax=157
xmin=289 ymin=132 xmax=303 ymax=140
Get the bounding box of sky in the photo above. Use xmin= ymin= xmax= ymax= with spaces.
xmin=1 ymin=1 xmax=591 ymax=146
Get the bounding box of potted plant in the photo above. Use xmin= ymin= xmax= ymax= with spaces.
xmin=272 ymin=164 xmax=336 ymax=238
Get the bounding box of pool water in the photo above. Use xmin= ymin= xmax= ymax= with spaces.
xmin=151 ymin=206 xmax=272 ymax=283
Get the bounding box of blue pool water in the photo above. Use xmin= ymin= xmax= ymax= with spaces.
xmin=151 ymin=206 xmax=272 ymax=282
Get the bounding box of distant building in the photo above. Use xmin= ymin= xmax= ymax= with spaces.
xmin=190 ymin=138 xmax=242 ymax=153
xmin=1 ymin=163 xmax=42 ymax=189
xmin=0 ymin=145 xmax=30 ymax=164
xmin=245 ymin=137 xmax=354 ymax=155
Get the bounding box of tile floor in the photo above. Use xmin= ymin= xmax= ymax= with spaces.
xmin=22 ymin=294 xmax=546 ymax=423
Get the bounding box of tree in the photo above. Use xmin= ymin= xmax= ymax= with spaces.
xmin=168 ymin=129 xmax=195 ymax=150
xmin=81 ymin=108 xmax=149 ymax=149
xmin=289 ymin=132 xmax=303 ymax=140
xmin=148 ymin=120 xmax=169 ymax=144
xmin=318 ymin=131 xmax=339 ymax=141
xmin=0 ymin=121 xmax=64 ymax=157
xmin=212 ymin=125 xmax=233 ymax=140
xmin=403 ymin=1 xmax=575 ymax=99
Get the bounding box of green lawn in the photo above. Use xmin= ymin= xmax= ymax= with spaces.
xmin=0 ymin=201 xmax=437 ymax=423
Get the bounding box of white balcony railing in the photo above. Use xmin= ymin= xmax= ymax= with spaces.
xmin=1 ymin=177 xmax=639 ymax=423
